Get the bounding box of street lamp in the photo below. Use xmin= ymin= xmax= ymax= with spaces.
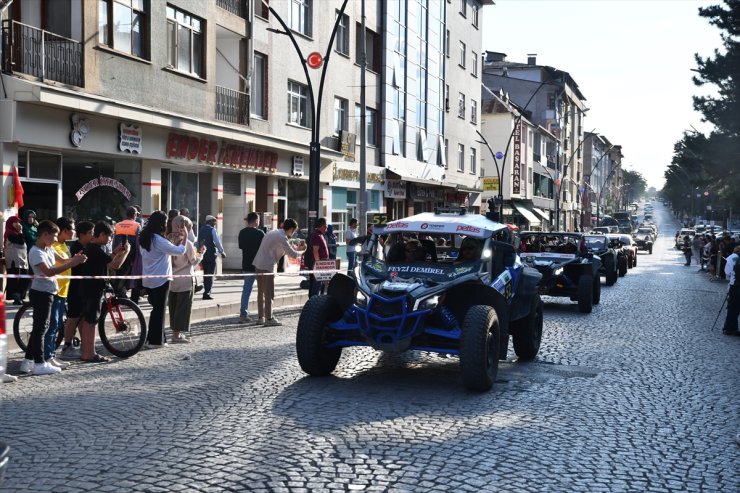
xmin=554 ymin=128 xmax=595 ymax=231
xmin=478 ymin=73 xmax=564 ymax=222
xmin=583 ymin=144 xmax=614 ymax=228
xmin=267 ymin=0 xmax=349 ymax=231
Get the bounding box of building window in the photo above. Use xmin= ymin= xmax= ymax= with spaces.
xmin=335 ymin=11 xmax=349 ymax=55
xmin=444 ymin=138 xmax=449 ymax=169
xmin=458 ymin=93 xmax=465 ymax=119
xmin=251 ymin=52 xmax=267 ymax=119
xmin=166 ymin=5 xmax=204 ymax=77
xmin=355 ymin=105 xmax=378 ymax=147
xmin=356 ymin=24 xmax=380 ymax=72
xmin=470 ymin=147 xmax=477 ymax=175
xmin=471 ymin=50 xmax=478 ymax=77
xmin=99 ymin=0 xmax=148 ymax=58
xmin=257 ymin=0 xmax=269 ymax=19
xmin=459 ymin=41 xmax=466 ymax=68
xmin=472 ymin=4 xmax=479 ymax=28
xmin=470 ymin=99 xmax=477 ymax=124
xmin=289 ymin=0 xmax=312 ymax=37
xmin=445 ymin=29 xmax=450 ymax=57
xmin=288 ymin=80 xmax=309 ymax=127
xmin=458 ymin=144 xmax=465 ymax=172
xmin=334 ymin=97 xmax=348 ymax=134
xmin=460 ymin=0 xmax=467 ymax=17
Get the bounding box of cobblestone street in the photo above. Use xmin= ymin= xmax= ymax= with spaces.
xmin=1 ymin=203 xmax=738 ymax=492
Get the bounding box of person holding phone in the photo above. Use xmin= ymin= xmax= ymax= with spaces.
xmin=112 ymin=207 xmax=141 ymax=299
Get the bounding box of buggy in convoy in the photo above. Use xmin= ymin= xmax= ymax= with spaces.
xmin=296 ymin=209 xmax=544 ymax=391
xmin=518 ymin=232 xmax=602 ymax=313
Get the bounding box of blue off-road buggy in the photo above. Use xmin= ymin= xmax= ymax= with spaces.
xmin=295 ymin=209 xmax=543 ymax=391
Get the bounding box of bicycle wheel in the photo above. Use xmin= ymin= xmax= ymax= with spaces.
xmin=13 ymin=303 xmax=33 ymax=352
xmin=98 ymin=298 xmax=147 ymax=358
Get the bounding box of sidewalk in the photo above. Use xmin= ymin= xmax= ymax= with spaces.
xmin=4 ymin=269 xmax=315 ymax=353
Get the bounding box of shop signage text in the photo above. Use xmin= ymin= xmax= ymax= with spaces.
xmin=385 ymin=179 xmax=406 ymax=199
xmin=410 ymin=184 xmax=444 ymax=201
xmin=119 ymin=123 xmax=142 ymax=153
xmin=512 ymin=121 xmax=522 ymax=195
xmin=166 ymin=132 xmax=277 ymax=172
xmin=76 ymin=176 xmax=132 ymax=201
xmin=482 ymin=177 xmax=499 ymax=193
xmin=340 ymin=131 xmax=356 ymax=161
xmin=332 ymin=164 xmax=384 ymax=185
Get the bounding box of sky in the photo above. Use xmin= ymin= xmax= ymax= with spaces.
xmin=481 ymin=0 xmax=723 ymax=189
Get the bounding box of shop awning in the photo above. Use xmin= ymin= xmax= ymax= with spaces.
xmin=531 ymin=207 xmax=551 ymax=222
xmin=513 ymin=203 xmax=541 ymax=225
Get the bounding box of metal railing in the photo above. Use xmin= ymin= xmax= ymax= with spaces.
xmin=1 ymin=20 xmax=84 ymax=87
xmin=215 ymin=85 xmax=249 ymax=125
xmin=216 ymin=0 xmax=248 ymax=18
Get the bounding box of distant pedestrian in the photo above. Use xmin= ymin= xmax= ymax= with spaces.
xmin=21 ymin=209 xmax=38 ymax=251
xmin=691 ymin=235 xmax=703 ymax=267
xmin=167 ymin=215 xmax=204 ymax=343
xmin=165 ymin=209 xmax=179 ymax=235
xmin=345 ymin=218 xmax=358 ymax=274
xmin=326 ymin=223 xmax=338 ymax=260
xmin=252 ymin=218 xmax=305 ymax=326
xmin=140 ymin=211 xmax=186 ymax=347
xmin=4 ymin=216 xmax=29 ymax=305
xmin=197 ymin=215 xmax=225 ymax=300
xmin=43 ymin=217 xmax=76 ymax=368
xmin=238 ymin=212 xmax=265 ymax=323
xmin=722 ymin=245 xmax=740 ymax=336
xmin=682 ymin=235 xmax=692 ymax=266
xmin=307 ymin=218 xmax=329 ymax=298
xmin=112 ymin=206 xmax=141 ymax=298
xmin=179 ymin=208 xmax=197 ymax=243
xmin=19 ymin=220 xmax=86 ymax=375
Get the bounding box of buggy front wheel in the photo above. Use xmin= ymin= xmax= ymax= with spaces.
xmin=460 ymin=305 xmax=500 ymax=392
xmin=98 ymin=298 xmax=147 ymax=358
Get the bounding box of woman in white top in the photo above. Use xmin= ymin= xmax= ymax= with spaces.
xmin=166 ymin=215 xmax=204 ymax=343
xmin=139 ymin=211 xmax=186 ymax=346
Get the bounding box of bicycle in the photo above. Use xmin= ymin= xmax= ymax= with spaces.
xmin=13 ymin=287 xmax=147 ymax=358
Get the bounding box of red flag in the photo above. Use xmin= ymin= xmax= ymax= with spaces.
xmin=12 ymin=165 xmax=24 ymax=208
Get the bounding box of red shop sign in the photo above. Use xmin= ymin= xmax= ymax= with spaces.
xmin=165 ymin=132 xmax=278 ymax=173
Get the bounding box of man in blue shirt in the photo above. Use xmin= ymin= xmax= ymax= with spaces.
xmin=198 ymin=215 xmax=225 ymax=300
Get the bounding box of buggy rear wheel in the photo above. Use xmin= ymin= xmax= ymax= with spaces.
xmin=459 ymin=305 xmax=500 ymax=392
xmin=296 ymin=295 xmax=343 ymax=376
xmin=618 ymin=255 xmax=628 ymax=277
xmin=510 ymin=295 xmax=543 ymax=361
xmin=592 ymin=275 xmax=601 ymax=305
xmin=577 ymin=275 xmax=593 ymax=314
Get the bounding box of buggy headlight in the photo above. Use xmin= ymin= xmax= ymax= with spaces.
xmin=354 ymin=244 xmax=362 ymax=253
xmin=482 ymin=249 xmax=492 ymax=259
xmin=553 ymin=267 xmax=564 ymax=277
xmin=355 ymin=290 xmax=368 ymax=307
xmin=420 ymin=295 xmax=440 ymax=309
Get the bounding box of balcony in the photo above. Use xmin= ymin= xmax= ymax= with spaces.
xmin=1 ymin=20 xmax=83 ymax=87
xmin=215 ymin=85 xmax=249 ymax=125
xmin=216 ymin=0 xmax=248 ymax=18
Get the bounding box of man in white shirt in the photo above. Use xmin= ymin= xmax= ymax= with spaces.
xmin=722 ymin=245 xmax=740 ymax=336
xmin=252 ymin=218 xmax=305 ymax=326
xmin=345 ymin=218 xmax=358 ymax=275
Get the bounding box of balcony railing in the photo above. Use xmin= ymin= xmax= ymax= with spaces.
xmin=215 ymin=85 xmax=249 ymax=125
xmin=216 ymin=0 xmax=248 ymax=18
xmin=1 ymin=20 xmax=84 ymax=87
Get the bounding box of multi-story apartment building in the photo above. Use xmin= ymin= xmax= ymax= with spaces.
xmin=482 ymin=52 xmax=588 ymax=232
xmin=582 ymin=132 xmax=615 ymax=229
xmin=0 ymin=0 xmax=489 ymax=269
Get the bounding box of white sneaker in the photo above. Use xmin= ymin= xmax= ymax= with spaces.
xmin=49 ymin=358 xmax=71 ymax=369
xmin=263 ymin=318 xmax=282 ymax=327
xmin=59 ymin=344 xmax=81 ymax=361
xmin=33 ymin=362 xmax=62 ymax=375
xmin=2 ymin=374 xmax=18 ymax=383
xmin=256 ymin=317 xmax=265 ymax=325
xmin=19 ymin=359 xmax=34 ymax=374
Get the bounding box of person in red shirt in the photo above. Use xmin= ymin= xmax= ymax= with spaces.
xmin=307 ymin=217 xmax=329 ymax=298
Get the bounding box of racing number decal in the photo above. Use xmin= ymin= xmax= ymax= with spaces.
xmin=369 ymin=213 xmax=389 ymax=227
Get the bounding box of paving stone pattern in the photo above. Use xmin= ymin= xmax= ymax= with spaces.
xmin=1 ymin=203 xmax=738 ymax=492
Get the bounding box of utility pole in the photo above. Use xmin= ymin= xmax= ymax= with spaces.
xmin=358 ymin=0 xmax=367 ymax=236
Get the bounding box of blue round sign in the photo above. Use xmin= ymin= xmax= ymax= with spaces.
xmin=495 ymin=152 xmax=504 ymax=160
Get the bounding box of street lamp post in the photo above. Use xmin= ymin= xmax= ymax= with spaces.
xmin=554 ymin=129 xmax=595 ymax=231
xmin=267 ymin=0 xmax=349 ymax=231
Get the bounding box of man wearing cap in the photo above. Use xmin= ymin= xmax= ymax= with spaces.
xmin=112 ymin=206 xmax=141 ymax=298
xmin=198 ymin=215 xmax=226 ymax=300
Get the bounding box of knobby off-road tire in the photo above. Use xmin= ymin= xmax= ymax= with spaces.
xmin=459 ymin=305 xmax=500 ymax=392
xmin=593 ymin=275 xmax=601 ymax=305
xmin=13 ymin=303 xmax=64 ymax=352
xmin=577 ymin=275 xmax=594 ymax=314
xmin=648 ymin=244 xmax=653 ymax=255
xmin=510 ymin=295 xmax=543 ymax=361
xmin=632 ymin=254 xmax=637 ymax=268
xmin=605 ymin=257 xmax=617 ymax=286
xmin=98 ymin=298 xmax=147 ymax=358
xmin=618 ymin=255 xmax=628 ymax=277
xmin=296 ymin=295 xmax=343 ymax=376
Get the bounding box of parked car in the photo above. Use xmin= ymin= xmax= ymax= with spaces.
xmin=634 ymin=227 xmax=655 ymax=254
xmin=606 ymin=234 xmax=632 ymax=275
xmin=519 ymin=232 xmax=601 ymax=313
xmin=616 ymin=234 xmax=638 ymax=268
xmin=675 ymin=228 xmax=695 ymax=249
xmin=296 ymin=209 xmax=544 ymax=392
xmin=583 ymin=234 xmax=619 ymax=286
